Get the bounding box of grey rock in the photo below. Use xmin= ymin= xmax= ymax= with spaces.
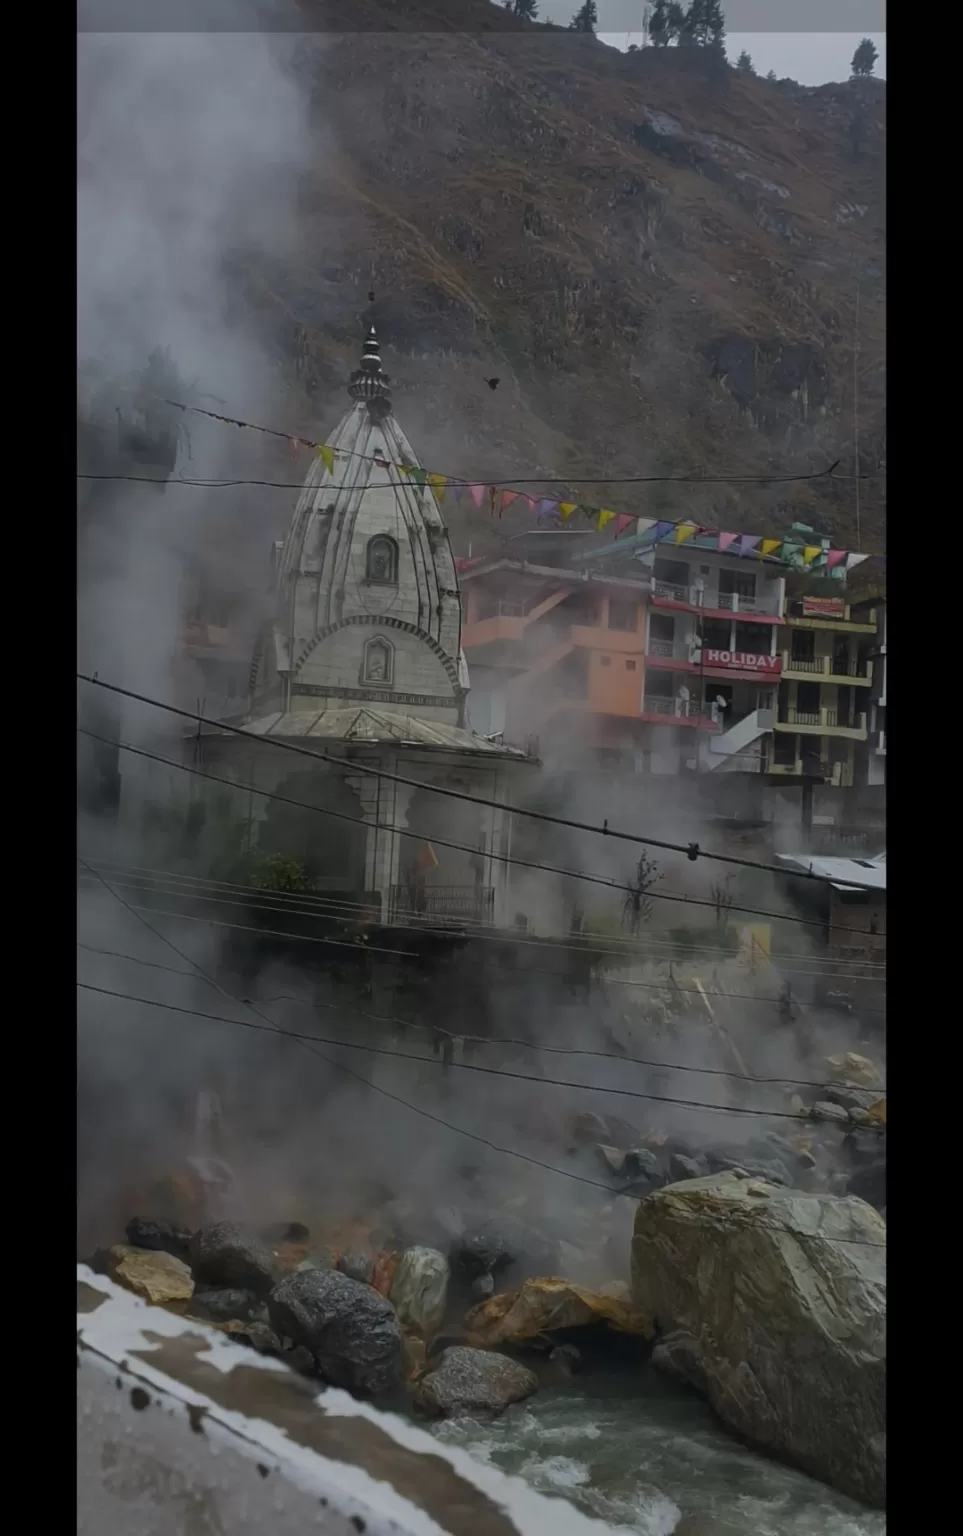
xmin=268 ymin=1268 xmax=405 ymax=1398
xmin=651 ymin=1330 xmax=708 ymax=1393
xmin=125 ymin=1218 xmax=193 ymax=1263
xmin=191 ymin=1287 xmax=264 ymax=1322
xmin=811 ymin=1101 xmax=851 ymax=1124
xmin=449 ymin=1218 xmax=559 ymax=1284
xmin=596 ymin=1144 xmax=626 ymax=1176
xmin=414 ymin=1346 xmax=538 ymax=1420
xmin=669 ymin=1153 xmax=707 ymax=1182
xmin=337 ymin=1249 xmax=375 ymax=1286
xmin=846 ymin=1162 xmax=886 ymax=1214
xmin=623 ymin=1148 xmax=660 ymax=1180
xmin=470 ymin=1273 xmax=495 ymax=1302
xmin=632 ymin=1173 xmax=885 ymax=1506
xmin=189 ymin=1223 xmax=280 ymax=1297
xmin=390 ymin=1247 xmax=449 ymax=1338
xmin=294 ymin=1249 xmax=335 ymax=1274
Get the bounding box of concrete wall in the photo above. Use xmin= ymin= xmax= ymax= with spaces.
xmin=78 ymin=1270 xmax=619 ymax=1536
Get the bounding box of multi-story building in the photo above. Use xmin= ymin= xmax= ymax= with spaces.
xmin=852 ymin=597 xmax=886 ymax=787
xmin=459 ymin=530 xmax=650 ymax=765
xmin=768 ymin=594 xmax=877 ymax=789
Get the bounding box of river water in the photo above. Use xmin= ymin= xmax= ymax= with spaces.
xmin=429 ymin=1368 xmax=885 ymax=1536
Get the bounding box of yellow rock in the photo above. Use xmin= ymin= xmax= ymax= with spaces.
xmin=465 ymin=1276 xmax=653 ymax=1348
xmin=106 ymin=1245 xmax=193 ymax=1310
xmin=867 ymin=1098 xmax=887 ymax=1126
xmin=826 ymin=1052 xmax=881 ymax=1088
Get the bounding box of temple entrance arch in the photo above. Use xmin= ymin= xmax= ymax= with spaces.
xmin=256 ymin=768 xmax=366 ymax=893
xmin=397 ymin=781 xmax=493 ymax=926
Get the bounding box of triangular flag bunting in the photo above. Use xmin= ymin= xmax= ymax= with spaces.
xmin=674 ymin=522 xmax=698 ymax=544
xmin=318 ymin=445 xmax=335 ymax=474
xmin=652 ymin=521 xmax=675 ymax=541
xmin=802 ymin=546 xmax=822 ymax=566
xmin=826 ymin=549 xmax=847 ymax=569
xmin=782 ymin=543 xmax=802 ymax=560
xmin=760 ymin=538 xmax=782 ymax=558
xmin=409 ymin=468 xmax=428 ymax=489
xmin=398 ymin=460 xmax=414 ymax=476
xmin=449 ymin=482 xmax=465 ymax=504
xmin=427 ymin=473 xmax=448 ymax=501
xmin=597 ymin=509 xmax=616 ymax=531
xmin=846 ymin=552 xmax=869 ymax=569
xmin=559 ymin=503 xmax=577 ymax=520
xmin=537 ymin=499 xmax=559 ymax=523
xmin=290 ymin=437 xmax=300 ymax=455
xmin=615 ymin=515 xmax=634 ymax=535
xmin=500 ymin=490 xmax=519 ymax=515
xmin=469 ymin=484 xmax=485 ymax=507
xmin=738 ymin=535 xmax=761 ymax=557
xmin=717 ymin=532 xmax=739 ymax=553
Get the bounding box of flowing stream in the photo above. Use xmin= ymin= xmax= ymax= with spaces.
xmin=428 ymin=1368 xmax=885 ymax=1536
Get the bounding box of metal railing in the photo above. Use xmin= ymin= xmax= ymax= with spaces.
xmin=390 ymin=885 xmax=495 ymax=926
xmin=786 ymin=654 xmax=824 ymax=673
xmin=782 ymin=652 xmax=872 ymax=680
xmin=787 ymin=708 xmax=821 ymax=726
xmin=647 ymin=637 xmax=676 ymax=658
xmin=643 ymin=695 xmax=714 ymax=721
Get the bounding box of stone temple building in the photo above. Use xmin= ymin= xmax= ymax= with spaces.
xmin=198 ymin=326 xmax=535 ymax=927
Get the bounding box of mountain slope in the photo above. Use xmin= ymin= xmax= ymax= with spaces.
xmin=237 ymin=9 xmax=885 ymax=556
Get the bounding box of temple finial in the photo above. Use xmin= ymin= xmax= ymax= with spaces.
xmin=348 ymin=323 xmax=392 ymax=415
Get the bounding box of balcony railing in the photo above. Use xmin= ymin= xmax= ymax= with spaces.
xmin=390 ymin=885 xmax=495 ymax=927
xmin=643 ymin=695 xmax=714 ymax=721
xmin=651 ymin=580 xmax=780 ymax=616
xmin=784 ymin=707 xmax=867 ymax=734
xmin=648 ymin=637 xmax=675 ymax=658
xmin=782 ymin=652 xmax=872 ymax=681
xmin=764 ymin=758 xmax=856 ymax=787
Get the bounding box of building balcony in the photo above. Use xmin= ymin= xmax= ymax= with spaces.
xmin=781 ymin=653 xmax=873 ymax=686
xmin=641 ymin=695 xmax=717 ymax=728
xmin=650 ymin=580 xmax=781 ymax=620
xmin=766 ymin=757 xmax=856 ymax=787
xmin=389 ymin=884 xmax=495 ymax=928
xmin=782 ymin=602 xmax=877 ymax=633
xmin=774 ymin=709 xmax=868 ymax=740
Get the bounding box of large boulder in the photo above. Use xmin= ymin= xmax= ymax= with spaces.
xmin=189 ymin=1223 xmax=280 ymax=1297
xmin=448 ymin=1217 xmax=560 ymax=1292
xmin=268 ymin=1268 xmax=405 ymax=1398
xmin=390 ymin=1247 xmax=449 ymax=1339
xmin=106 ymin=1245 xmax=193 ymax=1309
xmin=125 ymin=1218 xmax=193 ymax=1263
xmin=465 ymin=1277 xmax=652 ymax=1351
xmin=413 ymin=1346 xmax=538 ymax=1419
xmin=631 ymin=1173 xmax=885 ymax=1507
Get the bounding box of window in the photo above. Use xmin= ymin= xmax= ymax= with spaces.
xmin=791 ymin=629 xmax=816 ymax=663
xmin=734 ymin=622 xmax=763 ymax=654
xmin=625 ymin=659 xmax=637 ymax=671
xmin=362 ymin=636 xmax=394 ymax=686
xmin=702 ymin=618 xmax=730 ymax=651
xmin=649 ymin=614 xmax=675 ymax=642
xmin=365 ymin=535 xmax=398 ymax=585
xmin=600 ymin=654 xmax=612 ymax=667
xmin=608 ymin=599 xmax=637 ymax=632
xmin=719 ymin=568 xmax=756 ymax=601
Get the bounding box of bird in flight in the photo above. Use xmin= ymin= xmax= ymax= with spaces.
xmin=484 ymin=377 xmax=501 ymax=391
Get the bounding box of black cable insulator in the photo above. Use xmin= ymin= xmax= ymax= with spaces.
xmin=687 ymin=842 xmax=700 ymax=862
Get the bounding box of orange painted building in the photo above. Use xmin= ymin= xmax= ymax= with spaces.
xmin=459 ymin=533 xmax=654 ymax=761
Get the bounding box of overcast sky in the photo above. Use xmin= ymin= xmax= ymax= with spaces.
xmin=537 ymin=2 xmax=886 ymax=85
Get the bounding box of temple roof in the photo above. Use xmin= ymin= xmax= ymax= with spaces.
xmin=210 ymin=707 xmax=530 ymax=758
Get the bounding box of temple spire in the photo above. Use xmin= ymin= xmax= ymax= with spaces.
xmin=348 ymin=323 xmax=392 ymax=415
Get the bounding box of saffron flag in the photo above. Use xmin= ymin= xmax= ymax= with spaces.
xmin=318 ymin=445 xmax=335 ymax=474
xmin=760 ymin=538 xmax=782 ymax=559
xmin=559 ymin=502 xmax=577 ymax=520
xmin=414 ymin=843 xmax=439 ymax=875
xmin=717 ymin=532 xmax=739 ymax=553
xmin=597 ymin=509 xmax=616 ymax=531
xmin=802 ymin=546 xmax=822 ymax=566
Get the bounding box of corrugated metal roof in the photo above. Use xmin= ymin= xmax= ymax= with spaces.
xmin=208 ymin=707 xmax=531 ymax=759
xmin=776 ymin=851 xmax=886 ymax=892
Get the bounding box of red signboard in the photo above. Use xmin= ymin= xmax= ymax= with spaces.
xmin=704 ymin=648 xmax=781 ymax=674
xmin=801 ymin=596 xmax=846 ymax=618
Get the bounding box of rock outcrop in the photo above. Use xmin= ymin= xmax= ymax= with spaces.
xmin=390 ymin=1246 xmax=449 ymax=1339
xmin=630 ymin=1173 xmax=885 ymax=1506
xmin=466 ymin=1277 xmax=652 ymax=1351
xmin=106 ymin=1245 xmax=194 ymax=1309
xmin=414 ymin=1346 xmax=538 ymax=1420
xmin=189 ymin=1223 xmax=281 ymax=1297
xmin=268 ymin=1268 xmax=405 ymax=1398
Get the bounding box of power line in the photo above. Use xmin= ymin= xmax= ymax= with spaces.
xmin=77 ymin=979 xmax=883 ymax=1130
xmin=77 ymin=727 xmax=888 ymax=940
xmin=79 ymin=855 xmax=887 ymax=975
xmin=76 ymin=679 xmax=889 ymax=898
xmin=76 ymin=864 xmax=886 ymax=1240
xmin=77 ymin=940 xmax=887 ymax=1092
xmin=76 ymin=466 xmax=884 ymax=491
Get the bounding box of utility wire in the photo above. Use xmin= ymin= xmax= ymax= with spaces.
xmin=79 ymin=855 xmax=887 ymax=975
xmin=77 ymin=979 xmax=884 ymax=1131
xmin=77 ymin=940 xmax=887 ymax=1092
xmin=77 ymin=727 xmax=887 ymax=940
xmin=76 ymin=865 xmax=887 ymax=1242
xmin=76 ymin=680 xmax=889 ymax=898
xmin=76 ymin=466 xmax=884 ymax=491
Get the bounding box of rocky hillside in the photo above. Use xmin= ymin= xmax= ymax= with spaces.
xmin=235 ymin=3 xmax=885 ymax=557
